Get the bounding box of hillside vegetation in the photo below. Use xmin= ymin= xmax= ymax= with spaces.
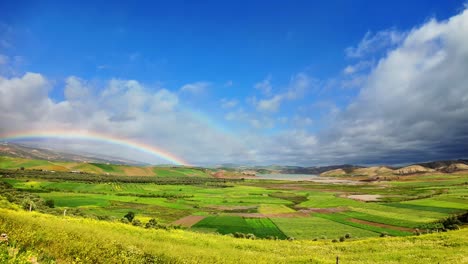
xmin=1 ymin=208 xmax=467 ymax=263
xmin=0 ymin=156 xmax=210 ymax=177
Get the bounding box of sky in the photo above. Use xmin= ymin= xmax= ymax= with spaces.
xmin=1 ymin=1 xmax=468 ymax=166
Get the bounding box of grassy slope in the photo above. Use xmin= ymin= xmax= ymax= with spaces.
xmin=0 ymin=209 xmax=467 ymax=263
xmin=0 ymin=156 xmax=211 ymax=177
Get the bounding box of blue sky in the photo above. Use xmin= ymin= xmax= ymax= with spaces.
xmin=1 ymin=1 xmax=467 ymax=165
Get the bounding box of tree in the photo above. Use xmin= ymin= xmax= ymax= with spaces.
xmin=124 ymin=211 xmax=135 ymax=222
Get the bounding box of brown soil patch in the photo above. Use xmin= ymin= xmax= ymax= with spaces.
xmin=348 ymin=218 xmax=415 ymax=232
xmin=347 ymin=194 xmax=382 ymax=202
xmin=172 ymin=215 xmax=206 ymax=227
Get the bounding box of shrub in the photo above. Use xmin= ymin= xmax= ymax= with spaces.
xmin=345 ymin=233 xmax=351 ymax=239
xmin=21 ymin=199 xmax=36 ymax=211
xmin=441 ymin=216 xmax=463 ymax=230
xmin=45 ymin=199 xmax=55 ymax=208
xmin=233 ymin=232 xmax=246 ymax=238
xmin=246 ymin=233 xmax=256 ymax=240
xmin=380 ymin=232 xmax=388 ymax=237
xmin=332 ymin=239 xmax=338 ymax=243
xmin=339 ymin=237 xmax=346 ymax=242
xmin=145 ymin=218 xmax=158 ymax=229
xmin=124 ymin=212 xmax=135 ymax=222
xmin=132 ymin=219 xmax=142 ymax=227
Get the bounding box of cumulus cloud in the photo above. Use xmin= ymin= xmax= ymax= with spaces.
xmin=320 ymin=8 xmax=468 ymax=164
xmin=0 ymin=73 xmax=248 ymax=165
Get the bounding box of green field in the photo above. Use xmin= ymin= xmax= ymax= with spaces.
xmin=0 ymin=208 xmax=467 ymax=263
xmin=192 ymin=216 xmax=287 ymax=238
xmin=0 ymin=164 xmax=467 ymax=263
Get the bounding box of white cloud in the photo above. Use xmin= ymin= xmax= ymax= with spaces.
xmin=345 ymin=29 xmax=405 ymax=58
xmin=255 ymin=72 xmax=313 ymax=112
xmin=64 ymin=76 xmax=90 ymax=101
xmin=254 ymin=75 xmax=272 ymax=95
xmin=323 ymin=8 xmax=468 ymax=164
xmin=257 ymin=95 xmax=282 ymax=112
xmin=0 ymin=73 xmax=248 ymax=165
xmin=180 ymin=81 xmax=210 ymax=95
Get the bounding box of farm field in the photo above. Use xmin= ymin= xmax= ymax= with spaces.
xmin=0 ymin=167 xmax=466 ymax=242
xmin=1 ymin=208 xmax=467 ymax=263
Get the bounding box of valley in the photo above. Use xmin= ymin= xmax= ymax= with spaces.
xmin=1 ymin=158 xmax=467 ymax=239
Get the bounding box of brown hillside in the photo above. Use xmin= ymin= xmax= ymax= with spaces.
xmin=442 ymin=163 xmax=468 ymax=173
xmin=320 ymin=168 xmax=346 ymax=177
xmin=352 ymin=166 xmax=394 ymax=176
xmin=396 ymin=165 xmax=435 ymax=175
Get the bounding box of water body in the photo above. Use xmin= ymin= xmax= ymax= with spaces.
xmin=255 ymin=173 xmax=319 ymax=181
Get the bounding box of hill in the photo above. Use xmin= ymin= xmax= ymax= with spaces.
xmin=0 ymin=142 xmax=144 ymax=165
xmin=0 ymin=208 xmax=466 ymax=263
xmin=319 ymin=161 xmax=468 ymax=177
xmin=0 ymin=156 xmax=211 ymax=177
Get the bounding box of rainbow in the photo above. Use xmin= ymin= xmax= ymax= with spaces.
xmin=0 ymin=129 xmax=190 ymax=166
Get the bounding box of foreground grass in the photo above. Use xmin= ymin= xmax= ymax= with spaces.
xmin=0 ymin=209 xmax=467 ymax=263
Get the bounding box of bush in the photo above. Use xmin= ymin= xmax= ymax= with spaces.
xmin=441 ymin=216 xmax=462 ymax=230
xmin=345 ymin=233 xmax=351 ymax=239
xmin=21 ymin=199 xmax=36 ymax=211
xmin=45 ymin=199 xmax=55 ymax=208
xmin=380 ymin=232 xmax=388 ymax=237
xmin=233 ymin=232 xmax=246 ymax=238
xmin=132 ymin=219 xmax=142 ymax=227
xmin=339 ymin=237 xmax=346 ymax=242
xmin=145 ymin=218 xmax=158 ymax=229
xmin=246 ymin=233 xmax=256 ymax=240
xmin=331 ymin=239 xmax=338 ymax=243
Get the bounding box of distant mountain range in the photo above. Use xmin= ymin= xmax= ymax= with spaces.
xmin=0 ymin=142 xmax=146 ymax=166
xmin=1 ymin=142 xmax=467 ymax=176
